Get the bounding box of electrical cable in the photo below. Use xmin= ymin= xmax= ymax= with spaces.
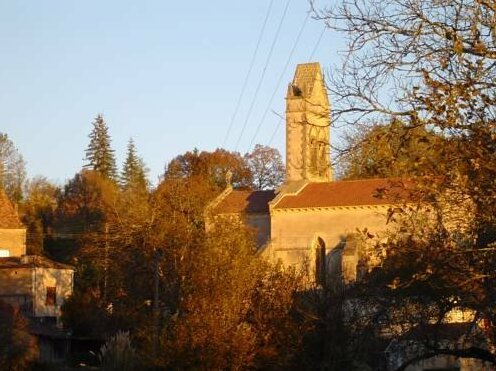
xmin=222 ymin=0 xmax=275 ymax=147
xmin=267 ymin=116 xmax=284 ymax=147
xmin=309 ymin=25 xmax=326 ymax=61
xmin=266 ymin=26 xmax=327 ymax=148
xmin=234 ymin=0 xmax=292 ymax=152
xmin=248 ymin=11 xmax=310 ymax=150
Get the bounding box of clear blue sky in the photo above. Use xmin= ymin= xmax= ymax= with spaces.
xmin=0 ymin=0 xmax=341 ymax=185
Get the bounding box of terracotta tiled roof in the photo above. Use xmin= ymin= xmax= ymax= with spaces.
xmin=213 ymin=189 xmax=276 ymax=214
xmin=0 ymin=255 xmax=74 ymax=270
xmin=274 ymin=179 xmax=410 ymax=209
xmin=0 ymin=190 xmax=23 ymax=229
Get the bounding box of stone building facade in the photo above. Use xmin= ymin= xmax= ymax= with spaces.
xmin=208 ymin=62 xmax=406 ymax=285
xmin=0 ymin=191 xmax=26 ymax=257
xmin=0 ymin=189 xmax=74 ymax=325
xmin=207 ymin=62 xmax=491 ymax=370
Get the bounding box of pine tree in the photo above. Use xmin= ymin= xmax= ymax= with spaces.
xmin=84 ymin=114 xmax=117 ymax=181
xmin=120 ymin=138 xmax=148 ymax=190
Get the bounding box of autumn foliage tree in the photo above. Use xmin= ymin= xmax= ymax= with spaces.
xmin=59 ymin=167 xmax=149 ymax=338
xmin=316 ymin=0 xmax=496 ymax=214
xmin=53 ymin=170 xmax=119 ymax=312
xmin=59 ymin=140 xmax=307 ymax=367
xmin=73 ymin=147 xmax=309 ymax=369
xmin=0 ymin=302 xmax=38 ymax=370
xmin=147 ymin=218 xmax=310 ymax=370
xmin=314 ymin=0 xmax=496 ymax=367
xmin=165 ymin=148 xmax=252 ymax=189
xmin=337 ymin=119 xmax=444 ymax=179
xmin=20 ymin=176 xmax=59 ymax=255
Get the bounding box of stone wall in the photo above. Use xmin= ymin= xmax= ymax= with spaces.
xmin=33 ymin=267 xmax=74 ymax=318
xmin=0 ymin=228 xmax=26 ymax=256
xmin=264 ymin=205 xmax=392 ymax=283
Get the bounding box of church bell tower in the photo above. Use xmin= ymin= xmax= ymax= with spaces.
xmin=286 ymin=62 xmax=332 ymax=183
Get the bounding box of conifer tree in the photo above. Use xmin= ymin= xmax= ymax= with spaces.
xmin=120 ymin=138 xmax=148 ymax=190
xmin=84 ymin=114 xmax=117 ymax=181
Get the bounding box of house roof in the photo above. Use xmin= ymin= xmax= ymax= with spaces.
xmin=273 ymin=179 xmax=411 ymax=210
xmin=0 ymin=255 xmax=74 ymax=270
xmin=213 ymin=189 xmax=276 ymax=214
xmin=0 ymin=189 xmax=23 ymax=229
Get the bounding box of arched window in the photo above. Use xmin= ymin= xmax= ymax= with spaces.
xmin=315 ymin=237 xmax=326 ymax=285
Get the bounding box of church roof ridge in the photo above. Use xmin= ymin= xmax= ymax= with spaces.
xmin=273 ymin=178 xmax=412 ymax=210
xmin=328 ymin=177 xmax=408 ymax=184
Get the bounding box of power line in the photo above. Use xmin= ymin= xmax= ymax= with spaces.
xmin=309 ymin=25 xmax=326 ymax=61
xmin=222 ymin=0 xmax=275 ymax=147
xmin=265 ymin=27 xmax=327 ymax=148
xmin=267 ymin=116 xmax=284 ymax=147
xmin=234 ymin=0 xmax=292 ymax=152
xmin=248 ymin=11 xmax=310 ymax=151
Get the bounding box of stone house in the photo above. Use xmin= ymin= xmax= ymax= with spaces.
xmin=0 ymin=189 xmax=74 ymax=325
xmin=0 ymin=255 xmax=74 ymax=323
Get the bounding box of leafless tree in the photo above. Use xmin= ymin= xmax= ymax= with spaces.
xmin=312 ymin=0 xmax=496 ymax=368
xmin=313 ymin=0 xmax=496 ymax=124
xmin=244 ymin=144 xmax=285 ymax=190
xmin=0 ymin=133 xmax=26 ymax=203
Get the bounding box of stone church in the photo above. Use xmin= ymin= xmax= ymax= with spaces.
xmin=208 ymin=62 xmax=407 ymax=285
xmin=207 ymin=62 xmax=491 ymax=371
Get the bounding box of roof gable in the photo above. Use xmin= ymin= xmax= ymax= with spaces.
xmin=212 ymin=189 xmax=276 ymax=214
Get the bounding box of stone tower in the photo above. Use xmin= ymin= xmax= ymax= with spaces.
xmin=286 ymin=62 xmax=332 ymax=183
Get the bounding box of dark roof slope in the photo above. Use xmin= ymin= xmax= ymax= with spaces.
xmin=274 ymin=179 xmax=410 ymax=209
xmin=213 ymin=190 xmax=276 ymax=214
xmin=0 ymin=190 xmax=23 ymax=229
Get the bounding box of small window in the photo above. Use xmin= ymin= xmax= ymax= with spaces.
xmin=0 ymin=249 xmax=10 ymax=257
xmin=46 ymin=287 xmax=56 ymax=306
